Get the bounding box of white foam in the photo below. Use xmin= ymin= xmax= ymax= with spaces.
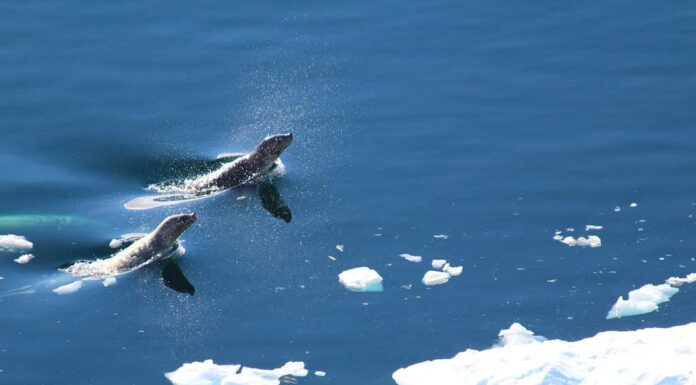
xmin=399 ymin=254 xmax=422 ymax=263
xmin=338 ymin=267 xmax=383 ymax=292
xmin=606 ymin=284 xmax=679 ymax=319
xmin=422 ymin=271 xmax=450 ymax=286
xmin=0 ymin=234 xmax=33 ymax=252
xmin=103 ymin=277 xmax=117 ymax=287
xmin=393 ymin=322 xmax=696 ymax=385
xmin=13 ymin=254 xmax=34 ymax=264
xmin=558 ymin=235 xmax=601 ymax=248
xmin=165 ymin=359 xmax=307 ymax=385
xmin=433 ymin=234 xmax=449 ymax=240
xmin=431 ymin=259 xmax=447 ymax=269
xmin=444 ymin=265 xmax=463 ymax=276
xmin=53 ymin=280 xmax=84 ymax=295
xmin=585 ymin=225 xmax=603 ymax=231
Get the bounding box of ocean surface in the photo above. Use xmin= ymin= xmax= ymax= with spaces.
xmin=1 ymin=1 xmax=696 ymax=384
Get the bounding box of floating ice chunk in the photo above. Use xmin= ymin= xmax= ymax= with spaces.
xmin=399 ymin=254 xmax=422 ymax=263
xmin=431 ymin=259 xmax=447 ymax=269
xmin=422 ymin=271 xmax=450 ymax=286
xmin=236 ymin=195 xmax=247 ymax=201
xmin=552 ymin=234 xmax=563 ymax=241
xmin=614 ymin=206 xmax=621 ymax=212
xmin=392 ymin=322 xmax=696 ymax=385
xmin=497 ymin=323 xmax=546 ymax=346
xmin=585 ymin=224 xmax=603 ymax=231
xmin=0 ymin=234 xmax=33 ymax=252
xmin=165 ymin=359 xmax=308 ymax=385
xmin=103 ymin=277 xmax=117 ymax=287
xmin=433 ymin=234 xmax=448 ymax=240
xmin=336 ymin=244 xmax=344 ymax=252
xmin=444 ymin=265 xmax=463 ymax=276
xmin=14 ymin=253 xmax=34 ymax=264
xmin=338 ymin=267 xmax=383 ymax=292
xmin=53 ymin=280 xmax=84 ymax=295
xmin=666 ymin=273 xmax=696 ymax=287
xmin=328 ymin=256 xmax=337 ymax=261
xmin=314 ymin=371 xmax=326 ymax=377
xmin=630 ymin=202 xmax=638 ymax=208
xmin=558 ymin=235 xmax=601 ymax=248
xmin=109 ymin=239 xmax=122 ymax=249
xmin=606 ymin=283 xmax=678 ymax=319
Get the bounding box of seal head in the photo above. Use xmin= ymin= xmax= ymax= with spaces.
xmin=254 ymin=133 xmax=293 ymax=164
xmin=153 ymin=213 xmax=197 ymax=246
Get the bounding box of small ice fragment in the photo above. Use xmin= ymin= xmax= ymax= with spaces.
xmin=103 ymin=277 xmax=117 ymax=287
xmin=401 ymin=284 xmax=412 ymax=290
xmin=585 ymin=225 xmax=603 ymax=231
xmin=373 ymin=233 xmax=383 ymax=237
xmin=666 ymin=273 xmax=696 ymax=287
xmin=422 ymin=271 xmax=450 ymax=286
xmin=432 ymin=259 xmax=447 ymax=269
xmin=328 ymin=256 xmax=337 ymax=261
xmin=399 ymin=254 xmax=422 ymax=263
xmin=444 ymin=265 xmax=463 ymax=276
xmin=0 ymin=234 xmax=33 ymax=251
xmin=109 ymin=239 xmax=123 ymax=249
xmin=336 ymin=244 xmax=344 ymax=252
xmin=552 ymin=234 xmax=563 ymax=241
xmin=614 ymin=206 xmax=621 ymax=212
xmin=565 ymin=228 xmax=574 ymax=232
xmin=53 ymin=280 xmax=84 ymax=295
xmin=13 ymin=253 xmax=34 ymax=264
xmin=606 ymin=283 xmax=678 ymax=319
xmin=630 ymin=202 xmax=638 ymax=208
xmin=546 ymin=279 xmax=557 ymax=283
xmin=433 ymin=234 xmax=448 ymax=240
xmin=315 ymin=371 xmax=326 ymax=377
xmin=497 ymin=323 xmax=545 ymax=346
xmin=558 ymin=235 xmax=601 ymax=248
xmin=338 ymin=267 xmax=383 ymax=292
xmin=236 ymin=195 xmax=247 ymax=201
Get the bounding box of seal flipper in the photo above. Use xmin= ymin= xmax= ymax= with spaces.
xmin=257 ymin=180 xmax=292 ymax=223
xmin=161 ymin=261 xmax=195 ymax=295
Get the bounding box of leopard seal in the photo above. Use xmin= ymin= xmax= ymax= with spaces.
xmin=64 ymin=213 xmax=197 ymax=279
xmin=191 ymin=133 xmax=293 ymax=191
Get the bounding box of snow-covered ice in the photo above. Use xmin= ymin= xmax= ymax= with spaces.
xmin=165 ymin=359 xmax=308 ymax=385
xmin=0 ymin=234 xmax=33 ymax=252
xmin=422 ymin=271 xmax=450 ymax=286
xmin=585 ymin=225 xmax=603 ymax=231
xmin=338 ymin=267 xmax=383 ymax=292
xmin=13 ymin=253 xmax=34 ymax=264
xmin=443 ymin=265 xmax=463 ymax=276
xmin=336 ymin=244 xmax=344 ymax=252
xmin=314 ymin=371 xmax=326 ymax=377
xmin=52 ymin=280 xmax=84 ymax=295
xmin=103 ymin=277 xmax=117 ymax=287
xmin=606 ymin=284 xmax=678 ymax=319
xmin=109 ymin=239 xmax=123 ymax=249
xmin=558 ymin=235 xmax=601 ymax=248
xmin=431 ymin=259 xmax=447 ymax=269
xmin=666 ymin=273 xmax=696 ymax=287
xmin=393 ymin=322 xmax=696 ymax=385
xmin=399 ymin=254 xmax=422 ymax=263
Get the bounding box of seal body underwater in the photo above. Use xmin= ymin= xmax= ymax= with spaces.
xmin=192 ymin=133 xmax=293 ymax=190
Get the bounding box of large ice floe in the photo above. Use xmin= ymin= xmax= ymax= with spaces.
xmin=392 ymin=322 xmax=696 ymax=385
xmin=164 ymin=359 xmax=307 ymax=385
xmin=338 ymin=267 xmax=383 ymax=292
xmin=0 ymin=234 xmax=33 ymax=252
xmin=606 ymin=283 xmax=679 ymax=319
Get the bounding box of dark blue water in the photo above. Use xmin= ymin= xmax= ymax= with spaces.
xmin=2 ymin=2 xmax=696 ymax=384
